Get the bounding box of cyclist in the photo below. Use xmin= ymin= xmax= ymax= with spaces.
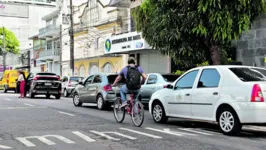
xmin=112 ymin=57 xmax=147 ymax=107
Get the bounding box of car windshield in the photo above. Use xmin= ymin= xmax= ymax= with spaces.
xmin=107 ymin=75 xmax=126 ymax=84
xmin=229 ymin=67 xmax=266 ymax=82
xmin=36 ymin=73 xmax=56 ymax=76
xmin=162 ymin=74 xmax=180 ymax=82
xmin=70 ymin=77 xmax=83 ymax=82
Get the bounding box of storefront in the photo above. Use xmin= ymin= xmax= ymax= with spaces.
xmin=74 ymin=56 xmax=123 ymax=77
xmin=105 ymin=31 xmax=171 ymax=73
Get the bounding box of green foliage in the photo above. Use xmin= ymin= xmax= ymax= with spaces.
xmin=0 ymin=27 xmax=20 ymax=54
xmin=174 ymin=70 xmax=186 ymax=75
xmin=196 ymin=61 xmax=209 ymax=67
xmin=133 ymin=0 xmax=266 ymax=66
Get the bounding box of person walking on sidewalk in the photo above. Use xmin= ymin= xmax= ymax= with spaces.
xmin=112 ymin=57 xmax=147 ymax=107
xmin=18 ymin=70 xmax=25 ymax=98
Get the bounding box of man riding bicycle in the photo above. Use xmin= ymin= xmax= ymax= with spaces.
xmin=112 ymin=57 xmax=147 ymax=108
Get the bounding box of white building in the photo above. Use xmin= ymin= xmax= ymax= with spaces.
xmin=0 ymin=0 xmax=58 ymax=70
xmin=103 ymin=0 xmax=171 ymax=73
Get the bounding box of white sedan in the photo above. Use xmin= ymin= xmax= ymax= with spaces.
xmin=149 ymin=65 xmax=266 ymax=135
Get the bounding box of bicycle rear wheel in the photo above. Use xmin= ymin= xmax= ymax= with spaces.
xmin=131 ymin=101 xmax=144 ymax=127
xmin=113 ymin=98 xmax=125 ymax=123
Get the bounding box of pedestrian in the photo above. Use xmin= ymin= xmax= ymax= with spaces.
xmin=18 ymin=70 xmax=25 ymax=98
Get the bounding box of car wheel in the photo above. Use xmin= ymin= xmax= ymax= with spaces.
xmin=218 ymin=107 xmax=242 ymax=135
xmin=152 ymin=101 xmax=168 ymax=123
xmin=55 ymin=95 xmax=60 ymax=99
xmin=3 ymin=86 xmax=7 ymax=93
xmin=63 ymin=89 xmax=69 ymax=97
xmin=73 ymin=93 xmax=82 ymax=106
xmin=29 ymin=90 xmax=34 ymax=98
xmin=97 ymin=95 xmax=105 ymax=110
xmin=46 ymin=94 xmax=50 ymax=99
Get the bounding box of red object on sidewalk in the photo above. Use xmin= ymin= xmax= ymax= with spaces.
xmin=20 ymin=80 xmax=25 ymax=98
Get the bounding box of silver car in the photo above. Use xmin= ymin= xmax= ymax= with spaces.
xmin=72 ymin=73 xmax=125 ymax=110
xmin=140 ymin=73 xmax=180 ymax=104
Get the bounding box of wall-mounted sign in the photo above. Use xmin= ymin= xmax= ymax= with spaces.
xmin=104 ymin=31 xmax=151 ymax=54
xmin=0 ymin=3 xmax=29 ymax=18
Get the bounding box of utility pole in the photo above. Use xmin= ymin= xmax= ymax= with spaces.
xmin=69 ymin=0 xmax=74 ymax=75
xmin=60 ymin=24 xmax=62 ymax=76
xmin=2 ymin=27 xmax=6 ymax=72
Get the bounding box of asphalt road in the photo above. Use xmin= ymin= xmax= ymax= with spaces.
xmin=1 ymin=92 xmax=266 ymax=150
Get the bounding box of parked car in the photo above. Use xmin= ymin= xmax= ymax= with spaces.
xmin=72 ymin=73 xmax=125 ymax=110
xmin=61 ymin=76 xmax=84 ymax=97
xmin=149 ymin=65 xmax=266 ymax=135
xmin=25 ymin=72 xmax=62 ymax=99
xmin=140 ymin=73 xmax=180 ymax=104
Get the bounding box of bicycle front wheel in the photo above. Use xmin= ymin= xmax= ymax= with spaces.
xmin=131 ymin=101 xmax=144 ymax=127
xmin=113 ymin=98 xmax=125 ymax=123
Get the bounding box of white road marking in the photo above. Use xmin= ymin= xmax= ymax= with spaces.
xmin=72 ymin=131 xmax=96 ymax=142
xmin=0 ymin=145 xmax=12 ymax=149
xmin=146 ymin=127 xmax=196 ymax=136
xmin=17 ymin=135 xmax=75 ymax=147
xmin=24 ymin=103 xmax=35 ymax=107
xmin=0 ymin=107 xmax=46 ymax=110
xmin=120 ymin=128 xmax=162 ymax=139
xmin=90 ymin=130 xmax=137 ymax=140
xmin=4 ymin=99 xmax=11 ymax=101
xmin=179 ymin=128 xmax=213 ymax=135
xmin=58 ymin=111 xmax=75 ymax=116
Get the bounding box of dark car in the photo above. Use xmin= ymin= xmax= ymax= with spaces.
xmin=25 ymin=72 xmax=62 ymax=99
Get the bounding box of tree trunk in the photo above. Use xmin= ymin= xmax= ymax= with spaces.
xmin=210 ymin=42 xmax=221 ymax=65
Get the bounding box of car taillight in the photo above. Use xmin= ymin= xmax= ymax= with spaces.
xmin=68 ymin=81 xmax=71 ymax=87
xmin=104 ymin=84 xmax=112 ymax=91
xmin=251 ymin=84 xmax=264 ymax=102
xmin=163 ymin=85 xmax=167 ymax=88
xmin=33 ymin=77 xmax=38 ymax=80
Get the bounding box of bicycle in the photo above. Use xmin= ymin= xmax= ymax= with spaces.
xmin=113 ymin=85 xmax=144 ymax=127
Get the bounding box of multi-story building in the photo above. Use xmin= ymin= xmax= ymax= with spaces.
xmin=103 ymin=0 xmax=172 ymax=73
xmin=68 ymin=0 xmax=128 ymax=77
xmin=0 ymin=0 xmax=57 ymax=70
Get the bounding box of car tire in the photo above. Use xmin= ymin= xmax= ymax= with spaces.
xmin=55 ymin=95 xmax=60 ymax=99
xmin=29 ymin=90 xmax=35 ymax=98
xmin=46 ymin=94 xmax=50 ymax=99
xmin=73 ymin=93 xmax=82 ymax=106
xmin=218 ymin=107 xmax=242 ymax=135
xmin=63 ymin=89 xmax=69 ymax=97
xmin=97 ymin=94 xmax=106 ymax=110
xmin=3 ymin=85 xmax=7 ymax=93
xmin=152 ymin=101 xmax=168 ymax=123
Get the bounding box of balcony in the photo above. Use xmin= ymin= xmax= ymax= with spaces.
xmin=73 ymin=24 xmax=88 ymax=34
xmin=37 ymin=48 xmax=60 ymax=62
xmin=38 ymin=25 xmax=60 ymax=38
xmin=107 ymin=0 xmax=142 ymax=8
xmin=91 ymin=14 xmax=122 ymax=28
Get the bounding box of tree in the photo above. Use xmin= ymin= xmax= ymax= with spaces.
xmin=0 ymin=27 xmax=20 ymax=54
xmin=133 ymin=0 xmax=266 ymax=65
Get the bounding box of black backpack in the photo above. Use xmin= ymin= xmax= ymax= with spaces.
xmin=126 ymin=66 xmax=141 ymax=90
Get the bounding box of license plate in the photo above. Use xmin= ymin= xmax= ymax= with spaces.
xmin=45 ymin=83 xmax=52 ymax=86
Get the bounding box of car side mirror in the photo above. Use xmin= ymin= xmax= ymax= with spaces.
xmin=165 ymin=84 xmax=173 ymax=89
xmin=78 ymin=81 xmax=83 ymax=85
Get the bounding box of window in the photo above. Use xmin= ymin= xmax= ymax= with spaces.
xmin=251 ymin=68 xmax=266 ymax=77
xmin=229 ymin=68 xmax=266 ymax=82
xmin=93 ymin=75 xmax=102 ymax=83
xmin=197 ymin=69 xmax=220 ymax=88
xmin=147 ymin=75 xmax=157 ymax=84
xmin=107 ymin=75 xmax=126 ymax=84
xmin=84 ymin=75 xmax=94 ymax=87
xmin=103 ymin=63 xmax=113 ymax=73
xmin=47 ymin=40 xmax=53 ymax=50
xmin=162 ymin=74 xmax=180 ymax=83
xmin=175 ymin=70 xmax=199 ymax=89
xmin=79 ymin=66 xmax=85 ymax=77
xmin=70 ymin=77 xmax=83 ymax=82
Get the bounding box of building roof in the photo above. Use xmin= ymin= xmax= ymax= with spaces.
xmin=28 ymin=34 xmax=39 ymax=40
xmin=42 ymin=9 xmax=60 ymax=20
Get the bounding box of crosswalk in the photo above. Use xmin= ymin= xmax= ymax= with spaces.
xmin=0 ymin=126 xmax=219 ymax=149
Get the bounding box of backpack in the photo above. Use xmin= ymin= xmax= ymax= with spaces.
xmin=126 ymin=66 xmax=141 ymax=90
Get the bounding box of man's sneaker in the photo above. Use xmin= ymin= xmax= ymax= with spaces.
xmin=120 ymin=101 xmax=128 ymax=108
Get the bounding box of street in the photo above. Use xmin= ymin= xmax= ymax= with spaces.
xmin=0 ymin=93 xmax=265 ymax=149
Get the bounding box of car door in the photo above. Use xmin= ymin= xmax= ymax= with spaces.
xmin=191 ymin=68 xmax=221 ymax=119
xmin=141 ymin=74 xmax=158 ymax=102
xmin=79 ymin=75 xmax=94 ymax=102
xmin=86 ymin=75 xmax=102 ymax=102
xmin=25 ymin=73 xmax=34 ymax=92
xmin=167 ymin=70 xmax=199 ymax=117
xmin=62 ymin=76 xmax=68 ymax=89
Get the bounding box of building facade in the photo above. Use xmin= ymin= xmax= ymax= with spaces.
xmin=104 ymin=0 xmax=172 ymax=73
